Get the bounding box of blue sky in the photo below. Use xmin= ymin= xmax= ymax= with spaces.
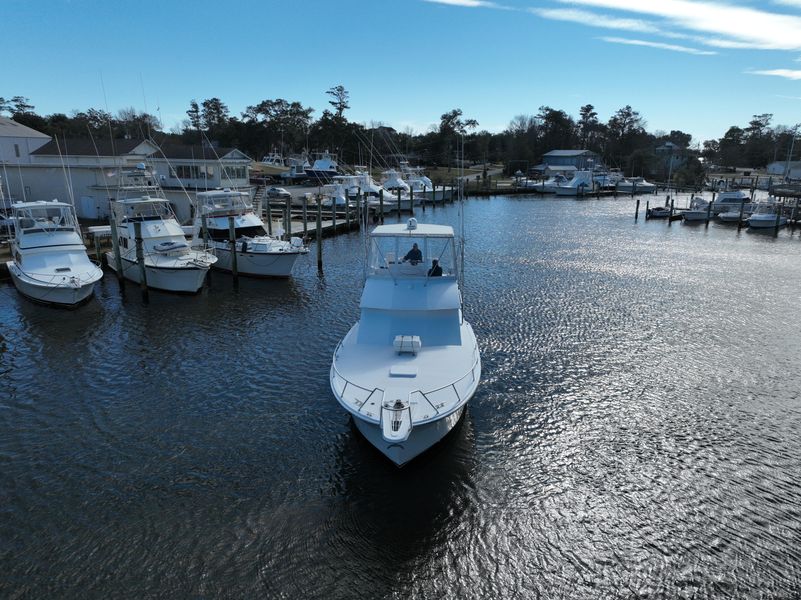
xmin=5 ymin=0 xmax=801 ymax=145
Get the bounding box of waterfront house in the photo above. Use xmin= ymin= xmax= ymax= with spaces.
xmin=529 ymin=149 xmax=600 ymax=178
xmin=1 ymin=124 xmax=252 ymax=222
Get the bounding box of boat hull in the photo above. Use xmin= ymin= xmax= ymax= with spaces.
xmin=683 ymin=211 xmax=709 ymax=222
xmin=7 ymin=262 xmax=98 ymax=307
xmin=748 ymin=216 xmax=787 ymax=229
xmin=212 ymin=247 xmax=304 ymax=277
xmin=105 ymin=254 xmax=209 ymax=293
xmin=352 ymin=406 xmax=466 ymax=467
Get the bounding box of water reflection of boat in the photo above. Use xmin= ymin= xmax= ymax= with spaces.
xmin=331 ymin=218 xmax=481 ymax=466
xmin=7 ymin=200 xmax=103 ymax=306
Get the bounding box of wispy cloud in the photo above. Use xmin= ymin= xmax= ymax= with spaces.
xmin=747 ymin=68 xmax=801 ymax=80
xmin=772 ymin=0 xmax=801 ymax=7
xmin=529 ymin=8 xmax=661 ymax=33
xmin=600 ymin=36 xmax=717 ymax=55
xmin=422 ymin=0 xmax=504 ymax=7
xmin=557 ymin=0 xmax=801 ymax=51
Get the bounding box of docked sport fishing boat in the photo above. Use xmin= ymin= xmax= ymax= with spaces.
xmin=747 ymin=201 xmax=787 ymax=230
xmin=192 ymin=188 xmax=307 ymax=277
xmin=616 ymin=177 xmax=657 ymax=194
xmin=682 ymin=196 xmax=711 ymax=222
xmin=6 ymin=200 xmax=103 ymax=306
xmin=106 ymin=197 xmax=216 ymax=292
xmin=555 ymin=170 xmax=594 ymax=196
xmin=330 ymin=218 xmax=481 ymax=466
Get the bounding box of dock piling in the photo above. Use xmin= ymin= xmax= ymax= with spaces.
xmin=316 ymin=200 xmax=323 ymax=273
xmin=228 ymin=216 xmax=238 ymax=286
xmin=133 ymin=221 xmax=148 ymax=303
xmin=109 ymin=218 xmax=124 ymax=284
xmin=302 ymin=194 xmax=308 ymax=238
xmin=635 ymin=198 xmax=640 ymax=222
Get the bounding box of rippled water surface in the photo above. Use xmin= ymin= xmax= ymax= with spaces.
xmin=2 ymin=196 xmax=801 ymax=598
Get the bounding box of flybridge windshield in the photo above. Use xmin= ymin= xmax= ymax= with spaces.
xmin=117 ymin=200 xmax=173 ymax=221
xmin=15 ymin=205 xmax=75 ymax=231
xmin=368 ymin=235 xmax=457 ymax=277
xmin=198 ymin=192 xmax=251 ymax=213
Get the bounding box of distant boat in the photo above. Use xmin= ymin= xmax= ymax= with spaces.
xmin=616 ymin=177 xmax=657 ymax=194
xmin=6 ymin=200 xmax=103 ymax=306
xmin=682 ymin=197 xmax=711 ymax=222
xmin=192 ymin=189 xmax=307 ymax=277
xmin=330 ymin=218 xmax=481 ymax=466
xmin=305 ymin=151 xmax=339 ymax=182
xmin=646 ymin=205 xmax=671 ymax=218
xmin=711 ymin=190 xmax=751 ymax=214
xmin=554 ymin=171 xmax=594 ymax=196
xmin=279 ymin=156 xmax=311 ymax=183
xmin=258 ymin=152 xmax=290 ymax=177
xmin=747 ymin=201 xmax=787 ymax=229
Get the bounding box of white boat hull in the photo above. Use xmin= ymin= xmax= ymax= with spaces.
xmin=352 ymin=405 xmax=466 ymax=466
xmin=748 ymin=215 xmax=787 ymax=229
xmin=683 ymin=211 xmax=709 ymax=222
xmin=212 ymin=246 xmax=304 ymax=277
xmin=105 ymin=254 xmax=209 ymax=293
xmin=7 ymin=262 xmax=99 ymax=306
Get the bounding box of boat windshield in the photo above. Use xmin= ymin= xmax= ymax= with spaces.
xmin=198 ymin=192 xmax=251 ymax=214
xmin=368 ymin=235 xmax=456 ymax=278
xmin=118 ymin=200 xmax=173 ymax=221
xmin=14 ymin=205 xmax=75 ymax=232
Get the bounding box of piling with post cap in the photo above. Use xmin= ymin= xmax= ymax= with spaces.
xmin=201 ymin=213 xmax=210 ymax=247
xmin=422 ymin=185 xmax=427 ymax=212
xmin=266 ymin=205 xmax=273 ymax=236
xmin=346 ymin=192 xmax=352 ymax=231
xmin=109 ymin=218 xmax=124 ymax=283
xmin=228 ymin=215 xmax=239 ymax=285
xmin=302 ymin=195 xmax=308 ymax=238
xmin=331 ymin=194 xmax=336 ymax=233
xmin=668 ymin=197 xmax=674 ymax=226
xmin=133 ymin=220 xmax=148 ymax=303
xmin=379 ymin=189 xmax=385 ymax=223
xmin=645 ymin=200 xmax=650 ymax=220
xmin=705 ymin=197 xmax=712 ymax=227
xmin=316 ymin=200 xmax=323 ymax=272
xmin=635 ymin=198 xmax=640 ymax=221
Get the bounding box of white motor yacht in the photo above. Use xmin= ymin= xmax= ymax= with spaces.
xmin=330 ymin=218 xmax=481 ymax=466
xmin=259 ymin=152 xmax=290 ymax=177
xmin=616 ymin=177 xmax=657 ymax=194
xmin=105 ymin=197 xmax=216 ymax=293
xmin=305 ymin=151 xmax=339 ymax=182
xmin=711 ymin=189 xmax=751 ymax=215
xmin=193 ymin=189 xmax=307 ymax=277
xmin=682 ymin=196 xmax=711 ymax=222
xmin=747 ymin=201 xmax=787 ymax=229
xmin=6 ymin=200 xmax=103 ymax=306
xmin=532 ymin=173 xmax=569 ymax=194
xmin=555 ymin=171 xmax=594 ymax=196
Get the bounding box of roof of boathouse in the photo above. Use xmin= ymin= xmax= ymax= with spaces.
xmin=31 ymin=138 xmax=157 ymax=157
xmin=0 ymin=116 xmax=50 ymax=139
xmin=543 ymin=149 xmax=597 ymax=157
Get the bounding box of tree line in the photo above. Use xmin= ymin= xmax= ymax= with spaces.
xmin=2 ymin=91 xmax=797 ymax=184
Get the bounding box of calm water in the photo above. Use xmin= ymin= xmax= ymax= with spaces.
xmin=1 ymin=197 xmax=800 ymax=599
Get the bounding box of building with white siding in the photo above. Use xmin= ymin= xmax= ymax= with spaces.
xmin=0 ymin=119 xmax=252 ymax=222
